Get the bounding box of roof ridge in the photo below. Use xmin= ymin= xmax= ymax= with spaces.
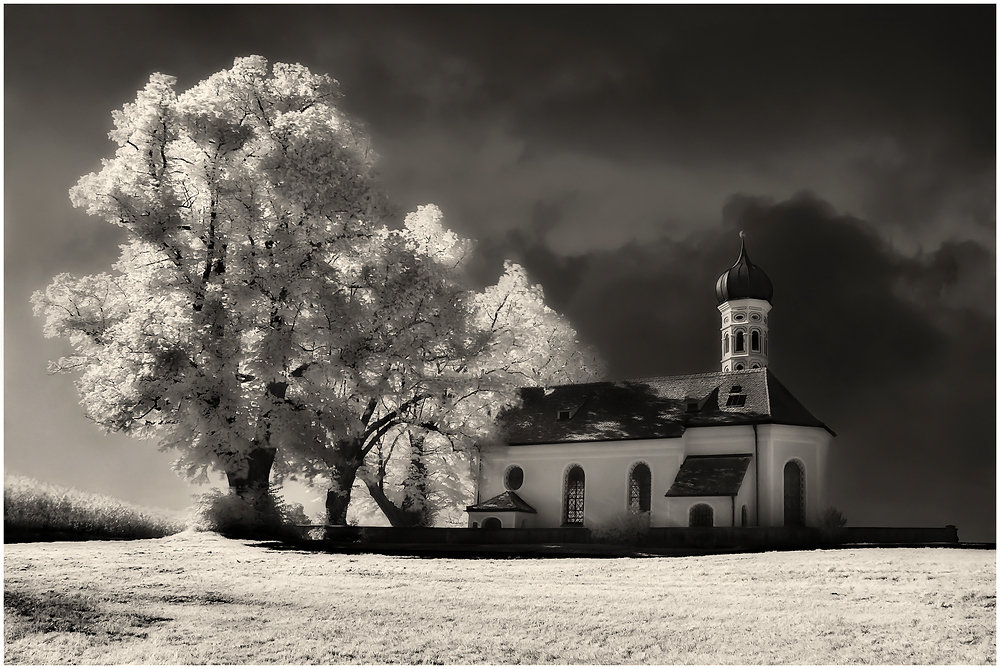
xmin=532 ymin=368 xmax=768 ymax=391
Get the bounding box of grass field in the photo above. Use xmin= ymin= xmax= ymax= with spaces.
xmin=4 ymin=532 xmax=994 ymax=665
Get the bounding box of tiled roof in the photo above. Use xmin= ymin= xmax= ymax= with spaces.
xmin=501 ymin=368 xmax=832 ymax=446
xmin=665 ymin=455 xmax=753 ymax=497
xmin=465 ymin=490 xmax=537 ymax=513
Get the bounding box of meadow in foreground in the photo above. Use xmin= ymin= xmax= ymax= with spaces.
xmin=4 ymin=532 xmax=994 ymax=665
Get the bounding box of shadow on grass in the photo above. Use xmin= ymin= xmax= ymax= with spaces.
xmin=4 ymin=589 xmax=172 ymax=643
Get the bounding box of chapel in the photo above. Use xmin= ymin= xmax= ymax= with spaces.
xmin=467 ymin=236 xmax=835 ymax=530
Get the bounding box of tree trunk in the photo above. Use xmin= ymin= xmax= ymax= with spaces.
xmin=360 ymin=475 xmax=422 ymax=528
xmin=325 ymin=459 xmax=361 ymax=526
xmin=226 ymin=446 xmax=276 ymax=505
xmin=399 ymin=433 xmax=433 ymax=527
xmin=220 ymin=446 xmax=280 ymax=537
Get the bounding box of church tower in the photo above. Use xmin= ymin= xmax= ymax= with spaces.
xmin=715 ymin=233 xmax=773 ymax=372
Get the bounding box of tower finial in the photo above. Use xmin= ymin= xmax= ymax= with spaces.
xmin=739 ymin=229 xmax=746 ymax=239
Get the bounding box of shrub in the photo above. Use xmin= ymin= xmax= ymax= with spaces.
xmin=4 ymin=474 xmax=184 ymax=540
xmin=187 ymin=486 xmax=312 ymax=540
xmin=821 ymin=506 xmax=848 ymax=529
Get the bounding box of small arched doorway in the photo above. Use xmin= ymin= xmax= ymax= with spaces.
xmin=783 ymin=460 xmax=805 ymax=526
xmin=689 ymin=503 xmax=714 ymax=527
xmin=482 ymin=517 xmax=502 ymax=530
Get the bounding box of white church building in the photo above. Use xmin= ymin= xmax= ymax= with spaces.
xmin=467 ymin=238 xmax=835 ymax=530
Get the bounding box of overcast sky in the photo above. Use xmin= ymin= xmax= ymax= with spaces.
xmin=5 ymin=5 xmax=995 ymax=540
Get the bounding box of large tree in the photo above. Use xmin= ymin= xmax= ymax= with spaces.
xmin=32 ymin=56 xmax=391 ymax=511
xmin=34 ymin=56 xmax=605 ymax=528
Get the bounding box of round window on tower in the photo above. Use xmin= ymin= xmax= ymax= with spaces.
xmin=735 ymin=363 xmax=745 ymax=371
xmin=750 ymin=312 xmax=761 ymax=321
xmin=504 ymin=465 xmax=524 ymax=491
xmin=733 ymin=313 xmax=746 ymax=322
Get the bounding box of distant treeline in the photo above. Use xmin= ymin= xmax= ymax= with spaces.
xmin=4 ymin=475 xmax=185 ymax=542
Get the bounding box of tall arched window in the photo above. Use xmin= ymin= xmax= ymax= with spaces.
xmin=741 ymin=505 xmax=748 ymax=527
xmin=724 ymin=333 xmax=730 ymax=354
xmin=628 ymin=463 xmax=651 ymax=514
xmin=689 ymin=503 xmax=714 ymax=527
xmin=783 ymin=460 xmax=805 ymax=527
xmin=751 ymin=330 xmax=760 ymax=352
xmin=735 ymin=331 xmax=745 ymax=353
xmin=564 ymin=465 xmax=585 ymax=525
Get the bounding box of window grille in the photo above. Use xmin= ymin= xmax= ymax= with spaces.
xmin=689 ymin=503 xmax=714 ymax=527
xmin=564 ymin=466 xmax=585 ymax=525
xmin=628 ymin=463 xmax=651 ymax=514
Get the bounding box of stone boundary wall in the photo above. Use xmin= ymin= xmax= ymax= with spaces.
xmin=305 ymin=525 xmax=959 ymax=549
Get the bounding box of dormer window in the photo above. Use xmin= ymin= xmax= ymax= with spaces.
xmin=557 ymin=409 xmax=572 ymax=421
xmin=727 ymin=385 xmax=747 ymax=406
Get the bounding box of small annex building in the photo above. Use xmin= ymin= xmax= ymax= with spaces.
xmin=467 ymin=237 xmax=835 ymax=530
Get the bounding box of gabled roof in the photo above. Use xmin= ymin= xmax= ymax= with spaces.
xmin=665 ymin=455 xmax=753 ymax=497
xmin=501 ymin=368 xmax=833 ymax=446
xmin=465 ymin=490 xmax=537 ymax=513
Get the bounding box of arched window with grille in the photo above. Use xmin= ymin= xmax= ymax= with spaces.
xmin=689 ymin=503 xmax=714 ymax=527
xmin=564 ymin=465 xmax=585 ymax=525
xmin=628 ymin=463 xmax=651 ymax=514
xmin=783 ymin=460 xmax=805 ymax=527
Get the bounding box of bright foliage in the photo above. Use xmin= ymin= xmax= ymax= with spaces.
xmin=32 ymin=56 xmax=604 ymax=524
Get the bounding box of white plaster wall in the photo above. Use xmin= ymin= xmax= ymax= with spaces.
xmin=476 ymin=423 xmax=829 ymax=528
xmin=479 ymin=439 xmax=685 ymax=528
xmin=756 ymin=424 xmax=832 ymax=527
xmin=467 ymin=510 xmax=531 ymax=529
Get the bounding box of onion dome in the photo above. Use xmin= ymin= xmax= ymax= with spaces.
xmin=715 ymin=233 xmax=773 ymax=304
